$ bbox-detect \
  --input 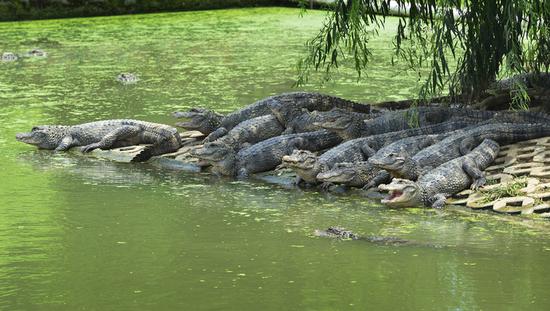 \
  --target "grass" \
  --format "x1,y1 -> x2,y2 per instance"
479,177 -> 528,203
